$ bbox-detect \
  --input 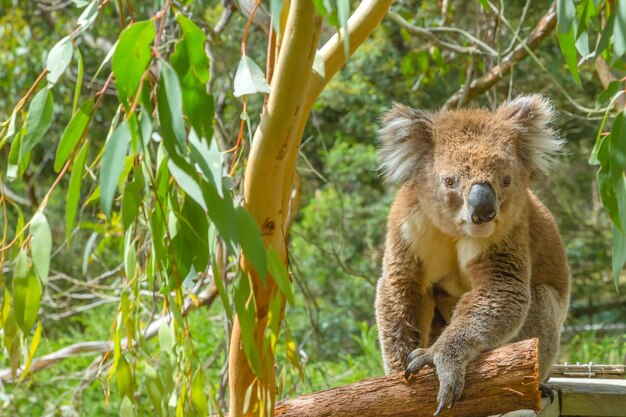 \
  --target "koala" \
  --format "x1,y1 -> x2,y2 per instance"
375,95 -> 570,414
